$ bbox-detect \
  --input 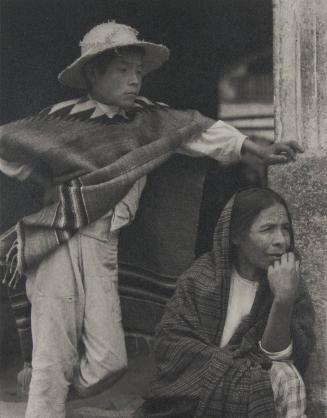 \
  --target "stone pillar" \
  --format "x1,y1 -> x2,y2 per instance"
271,0 -> 327,415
